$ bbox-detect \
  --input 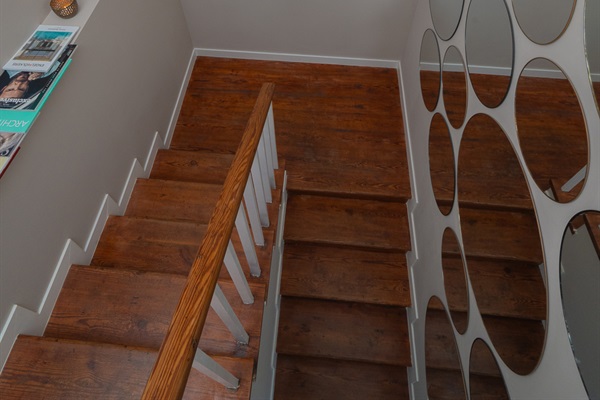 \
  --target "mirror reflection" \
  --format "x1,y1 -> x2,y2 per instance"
516,59 -> 588,203
443,47 -> 467,129
585,0 -> 600,109
425,296 -> 467,399
466,0 -> 513,108
512,0 -> 575,44
469,339 -> 509,400
560,210 -> 600,400
441,228 -> 468,334
420,29 -> 441,111
430,0 -> 464,41
428,113 -> 454,214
